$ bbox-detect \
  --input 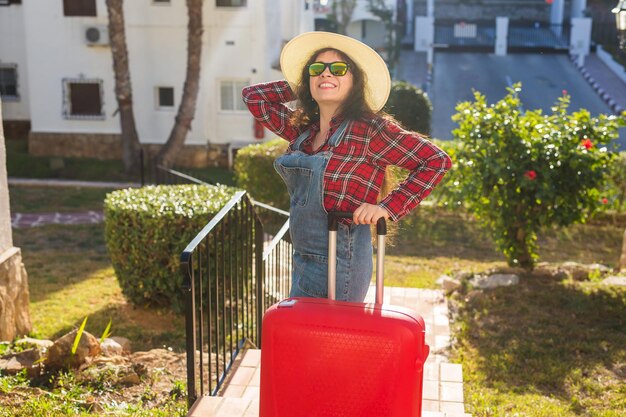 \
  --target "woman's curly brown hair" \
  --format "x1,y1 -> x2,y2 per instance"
289,47 -> 400,239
